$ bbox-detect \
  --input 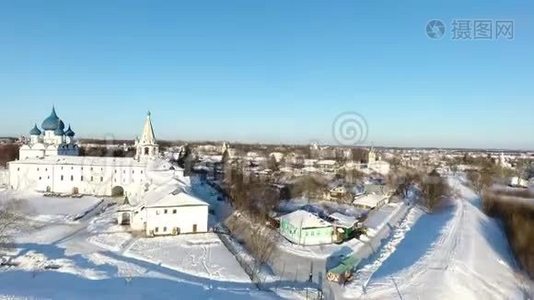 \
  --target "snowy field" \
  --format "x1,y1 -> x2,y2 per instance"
125,233 -> 252,283
86,205 -> 134,252
0,187 -> 278,299
0,189 -> 102,223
